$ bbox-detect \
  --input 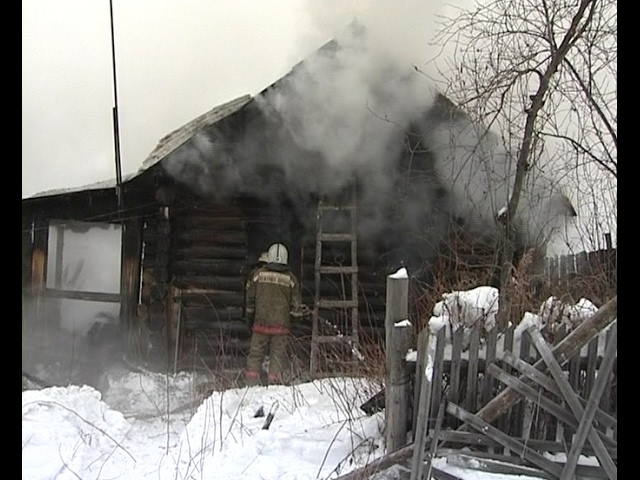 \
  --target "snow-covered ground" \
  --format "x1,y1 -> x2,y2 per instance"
22,289 -> 614,480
